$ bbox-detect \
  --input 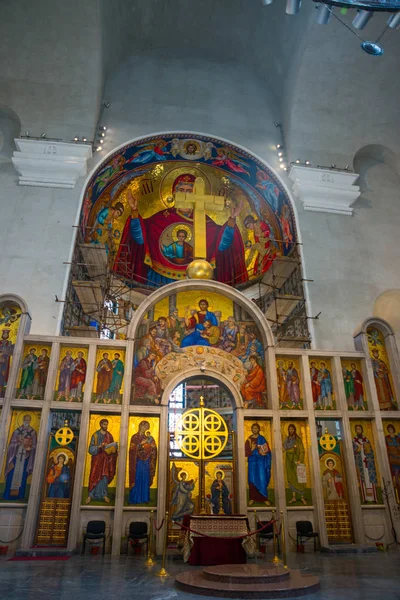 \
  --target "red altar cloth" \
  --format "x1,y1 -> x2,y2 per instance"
182,514 -> 250,566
